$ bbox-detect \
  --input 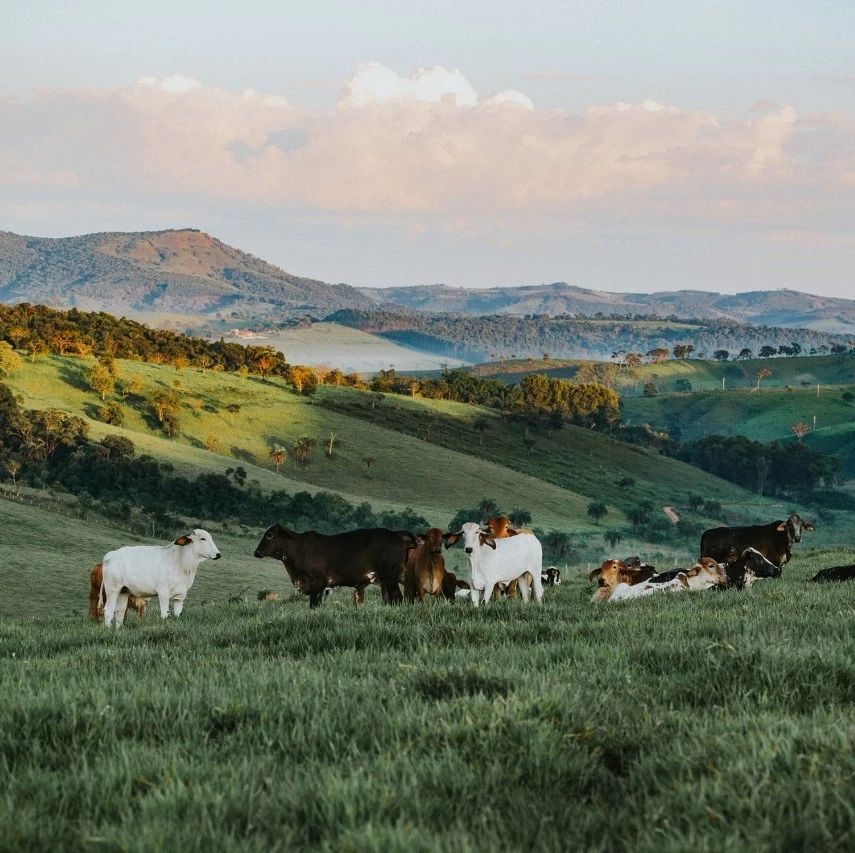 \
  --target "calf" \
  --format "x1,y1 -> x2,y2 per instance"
444,521 -> 543,605
811,565 -> 855,583
542,567 -> 561,587
88,562 -> 147,622
722,547 -> 781,589
404,528 -> 447,603
254,525 -> 414,607
701,514 -> 814,569
649,558 -> 727,591
589,558 -> 656,601
608,573 -> 689,602
101,530 -> 221,628
442,571 -> 471,601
